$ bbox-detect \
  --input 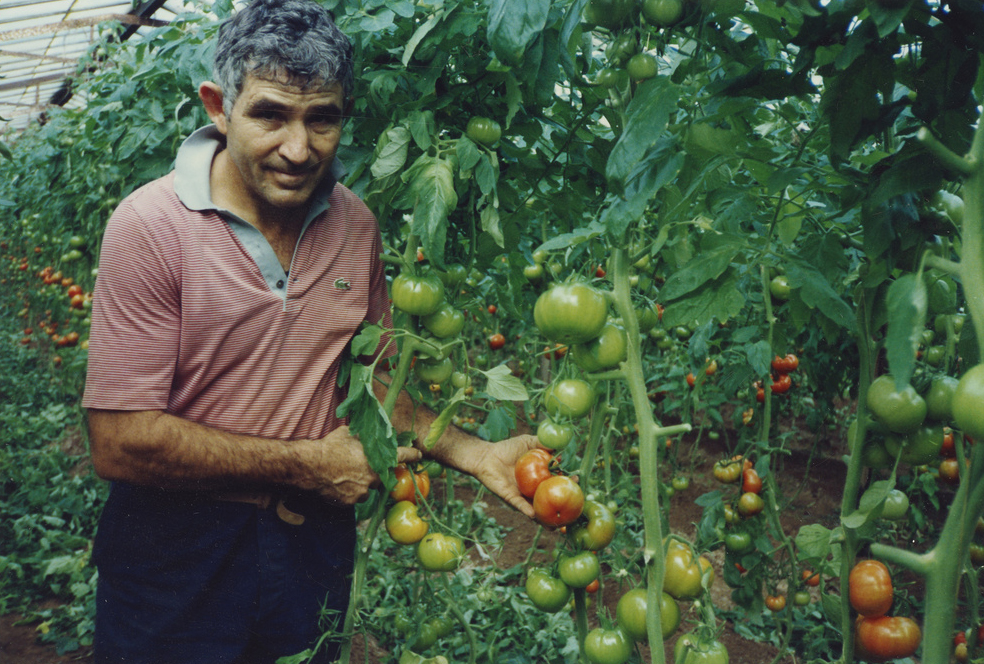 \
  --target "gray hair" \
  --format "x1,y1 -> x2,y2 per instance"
212,0 -> 354,116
